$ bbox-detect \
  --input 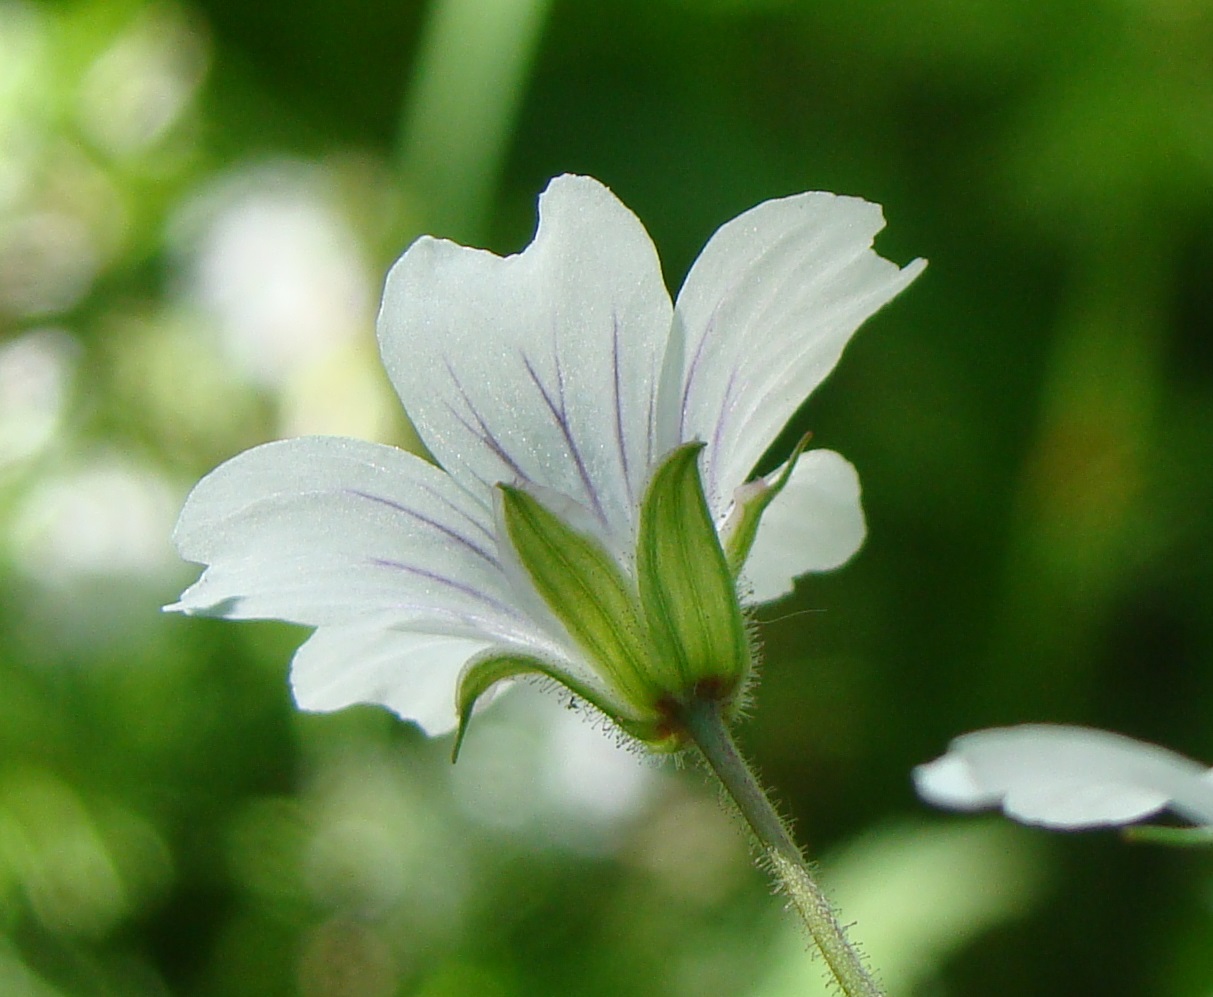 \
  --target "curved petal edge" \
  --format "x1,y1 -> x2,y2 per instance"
914,724 -> 1213,830
740,449 -> 866,604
